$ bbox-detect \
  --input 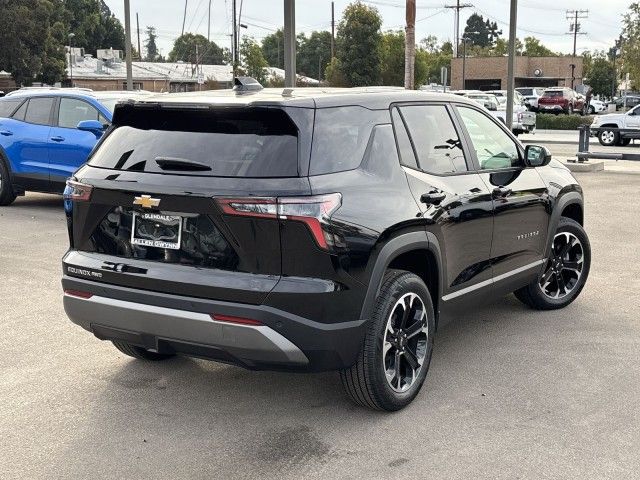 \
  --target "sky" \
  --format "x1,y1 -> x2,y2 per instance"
103,0 -> 628,59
